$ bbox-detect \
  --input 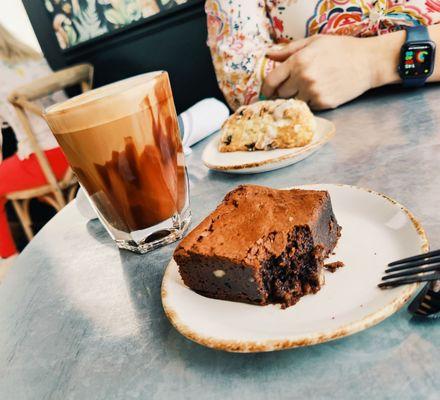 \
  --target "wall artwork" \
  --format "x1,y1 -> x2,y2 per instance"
44,0 -> 190,49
